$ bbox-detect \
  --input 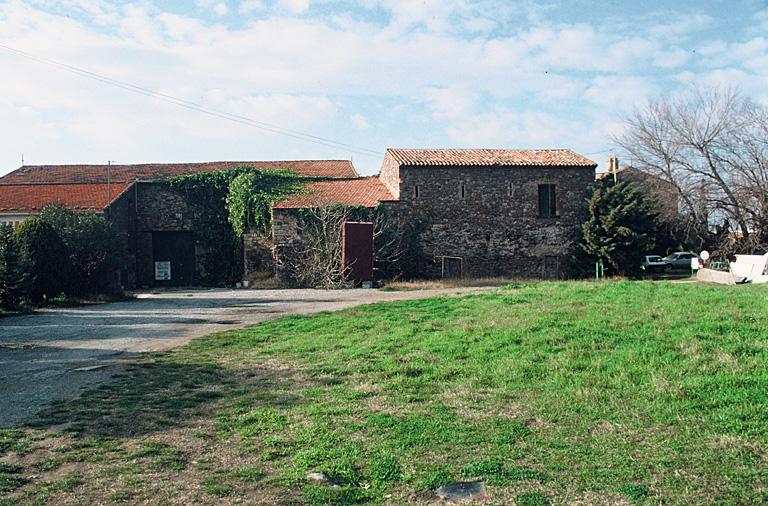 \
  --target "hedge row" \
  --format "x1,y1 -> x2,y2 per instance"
0,204 -> 123,309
